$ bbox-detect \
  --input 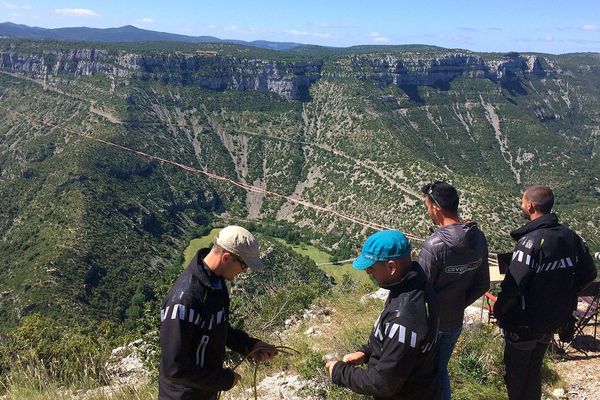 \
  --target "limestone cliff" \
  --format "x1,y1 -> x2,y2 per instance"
0,44 -> 560,103
0,48 -> 323,101
351,52 -> 554,88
